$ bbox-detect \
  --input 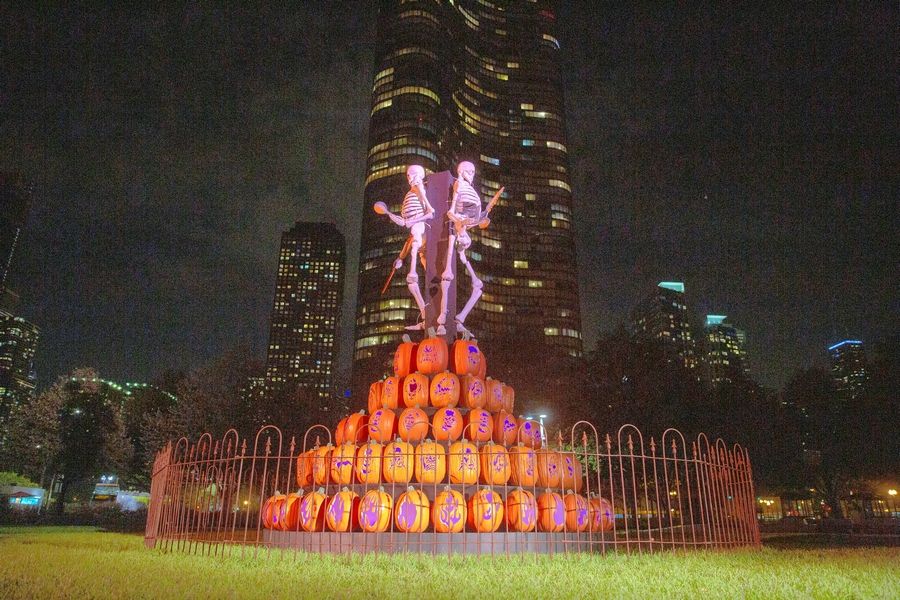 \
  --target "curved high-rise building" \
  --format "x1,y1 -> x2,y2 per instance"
354,0 -> 582,387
